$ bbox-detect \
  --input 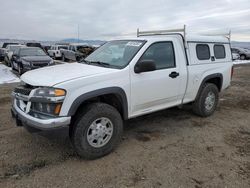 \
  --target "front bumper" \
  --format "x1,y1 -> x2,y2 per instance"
11,97 -> 71,130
